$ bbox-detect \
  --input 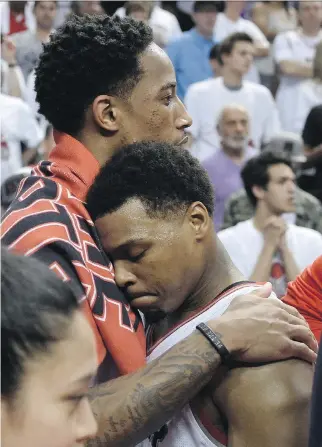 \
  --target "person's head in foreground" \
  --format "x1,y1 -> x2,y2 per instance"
219,32 -> 255,78
87,141 -> 241,322
35,15 -> 191,166
241,151 -> 296,216
1,249 -> 97,447
217,104 -> 250,154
